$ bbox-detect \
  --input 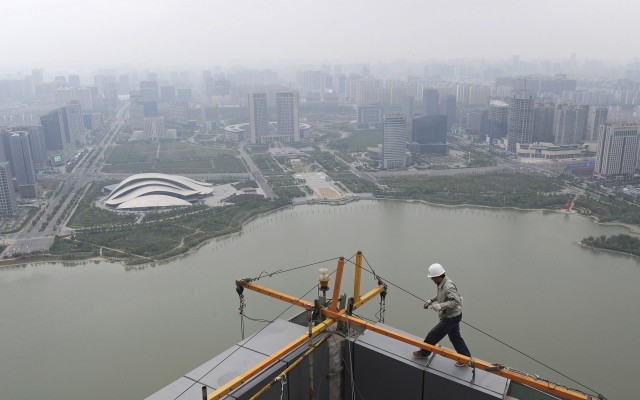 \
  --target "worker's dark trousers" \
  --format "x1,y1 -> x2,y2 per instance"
421,314 -> 471,357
